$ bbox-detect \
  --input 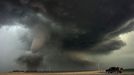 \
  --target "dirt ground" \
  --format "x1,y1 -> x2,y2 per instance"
0,71 -> 101,75
0,71 -> 134,75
